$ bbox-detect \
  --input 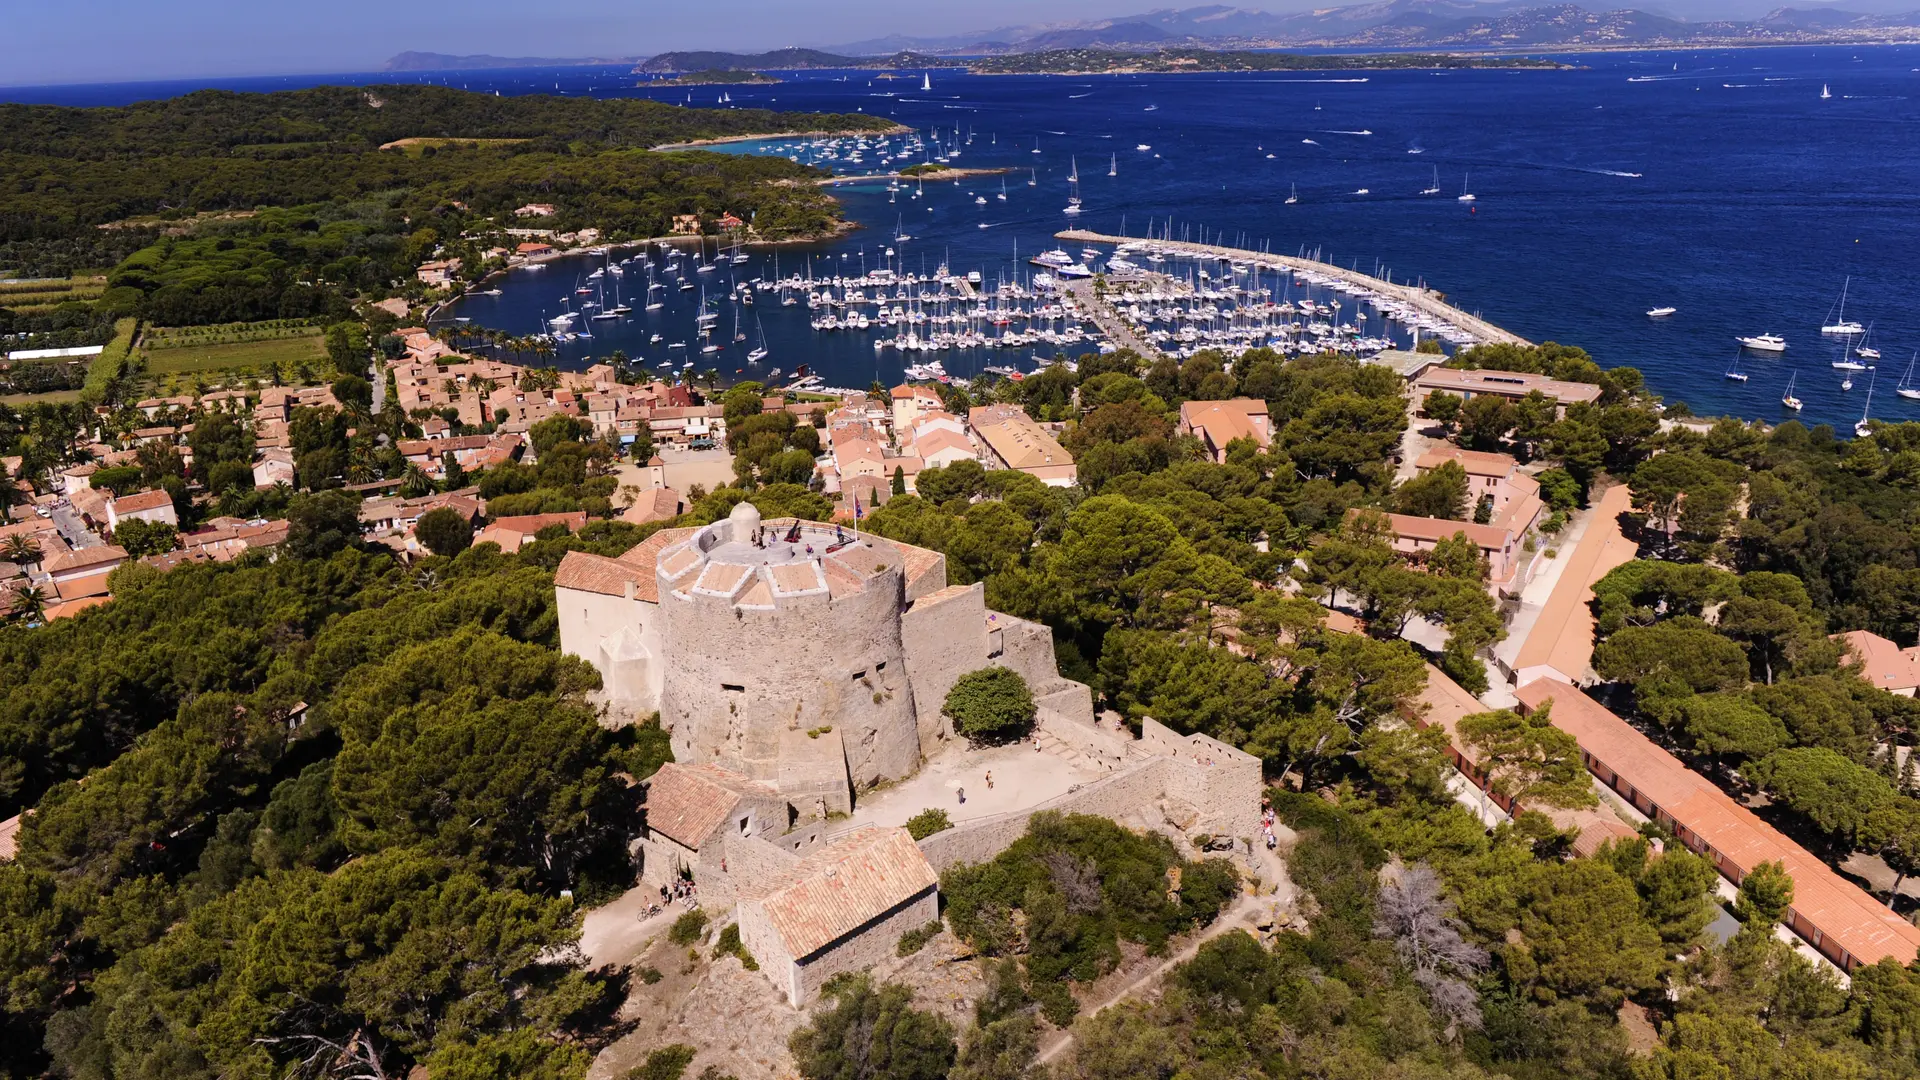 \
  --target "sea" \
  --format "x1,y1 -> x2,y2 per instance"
9,45 -> 1920,430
